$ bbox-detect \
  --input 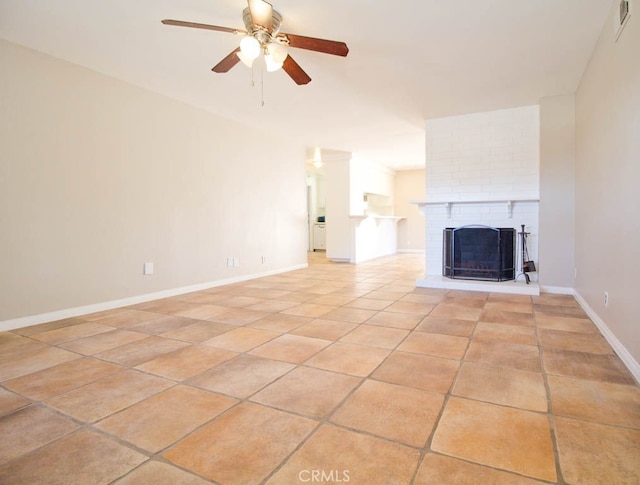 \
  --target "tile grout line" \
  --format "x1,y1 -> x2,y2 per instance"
534,306 -> 567,485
